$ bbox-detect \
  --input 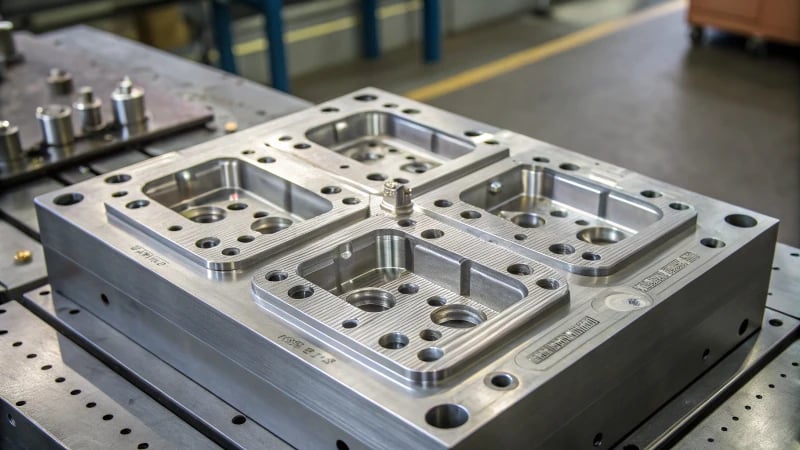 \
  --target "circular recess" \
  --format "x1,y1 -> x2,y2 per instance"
251,217 -> 292,234
111,191 -> 128,198
227,202 -> 248,211
421,229 -> 444,239
105,174 -> 131,184
575,219 -> 589,226
434,199 -> 453,208
549,243 -> 575,255
183,206 -> 226,223
222,248 -> 240,256
258,156 -> 276,164
640,190 -> 662,198
321,107 -> 339,112
266,271 -> 288,282
342,319 -> 358,329
321,186 -> 342,195
582,252 -> 601,261
669,202 -> 690,211
576,227 -> 627,245
168,225 -> 182,232
237,235 -> 255,243
536,278 -> 560,290
559,163 -> 580,171
725,214 -> 757,228
379,332 -> 409,350
533,156 -> 550,163
486,372 -> 519,390
253,211 -> 269,218
397,219 -> 416,227
53,193 -> 84,206
418,347 -> 444,362
420,329 -> 442,341
366,173 -> 388,181
461,210 -> 482,219
293,143 -> 311,150
464,130 -> 482,137
550,209 -> 567,218
125,199 -> 149,209
514,233 -> 527,241
425,404 -> 468,428
510,213 -> 545,228
288,286 -> 314,299
346,288 -> 396,312
427,296 -> 447,307
402,108 -> 420,114
354,94 -> 377,101
195,237 -> 220,249
431,305 -> 487,329
342,197 -> 361,205
701,237 -> 726,248
398,283 -> 420,294
507,263 -> 532,276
